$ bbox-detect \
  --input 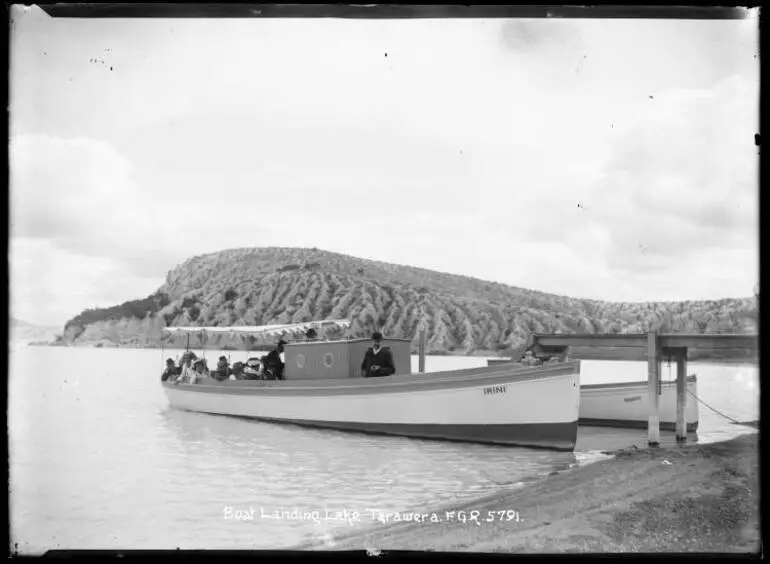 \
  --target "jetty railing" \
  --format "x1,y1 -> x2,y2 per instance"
526,332 -> 758,446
